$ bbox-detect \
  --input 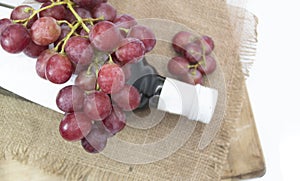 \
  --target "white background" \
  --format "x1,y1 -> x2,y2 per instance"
1,0 -> 300,180
244,0 -> 300,180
